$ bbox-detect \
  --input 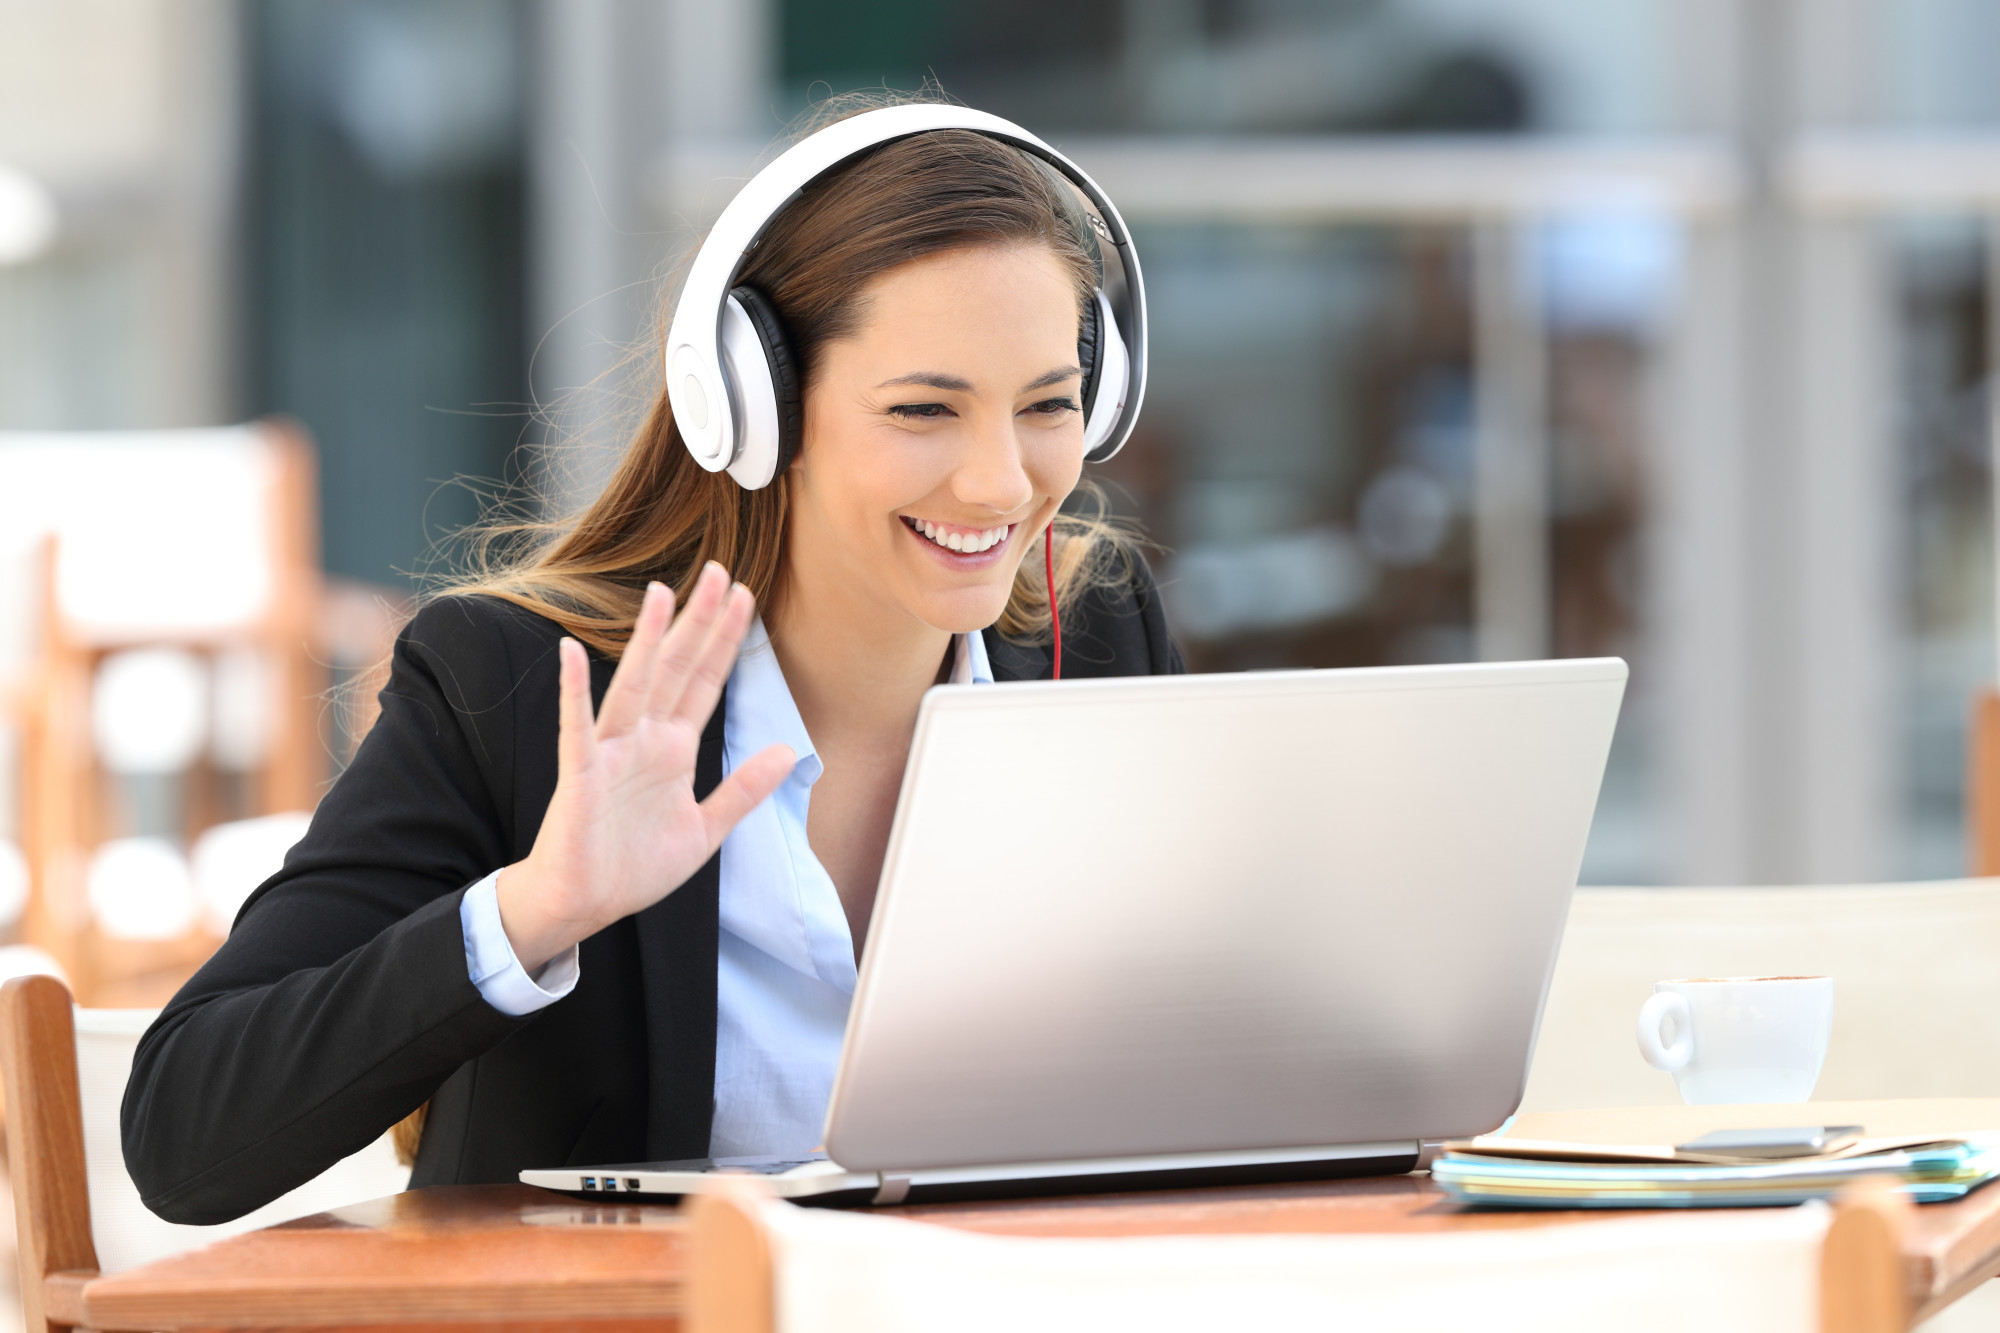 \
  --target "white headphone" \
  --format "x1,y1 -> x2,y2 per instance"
665,105 -> 1148,489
